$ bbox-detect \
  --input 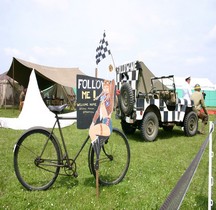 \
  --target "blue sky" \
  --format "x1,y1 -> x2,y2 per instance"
0,0 -> 216,84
